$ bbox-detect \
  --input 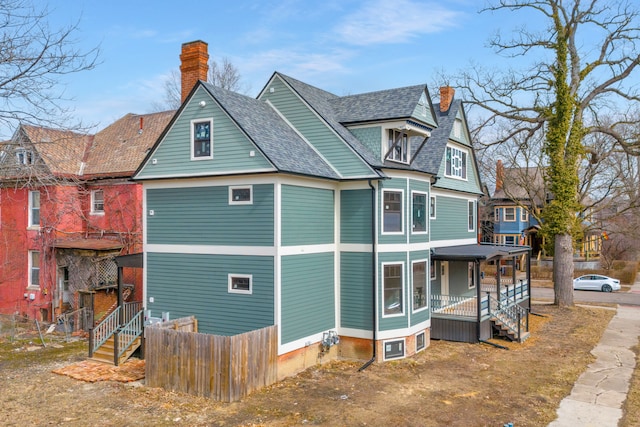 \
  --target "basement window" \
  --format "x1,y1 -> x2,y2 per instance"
415,331 -> 426,352
228,274 -> 252,294
383,338 -> 405,361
